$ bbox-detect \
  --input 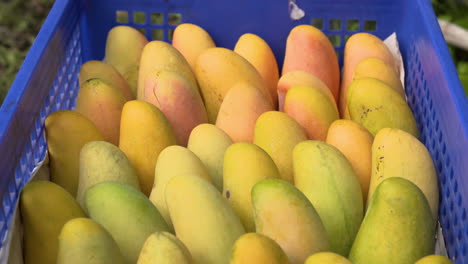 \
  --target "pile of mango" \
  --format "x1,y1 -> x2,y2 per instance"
19,23 -> 452,264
